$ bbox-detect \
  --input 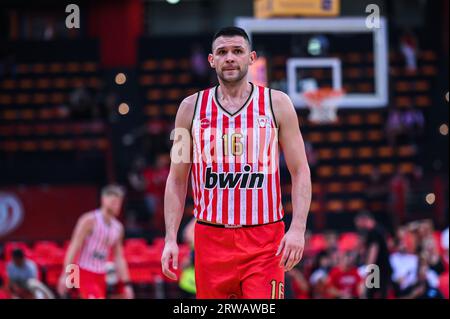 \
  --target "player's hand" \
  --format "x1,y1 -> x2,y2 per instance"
57,273 -> 68,297
161,240 -> 179,280
276,227 -> 305,272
